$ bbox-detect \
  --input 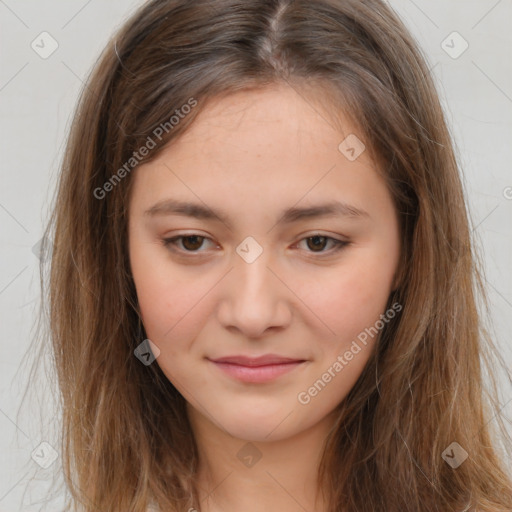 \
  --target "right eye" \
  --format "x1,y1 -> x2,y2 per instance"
161,234 -> 217,254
